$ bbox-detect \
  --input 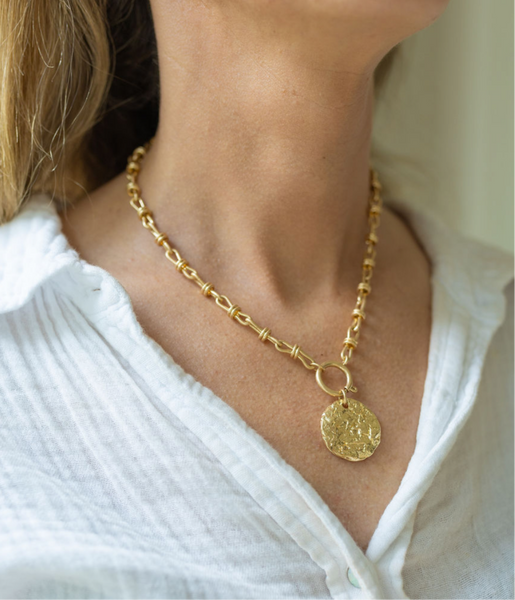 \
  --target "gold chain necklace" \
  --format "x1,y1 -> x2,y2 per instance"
126,140 -> 382,461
